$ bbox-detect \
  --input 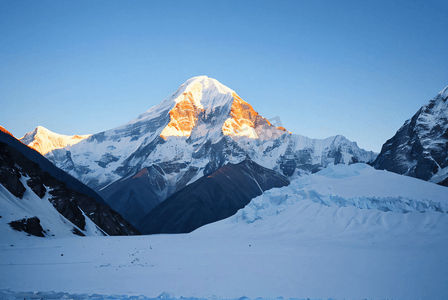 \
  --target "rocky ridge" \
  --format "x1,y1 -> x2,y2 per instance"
372,85 -> 448,186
